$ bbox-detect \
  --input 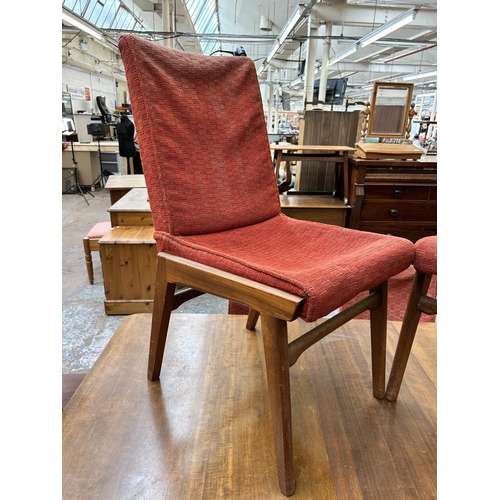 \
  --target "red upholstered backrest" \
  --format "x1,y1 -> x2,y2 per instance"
118,35 -> 281,236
